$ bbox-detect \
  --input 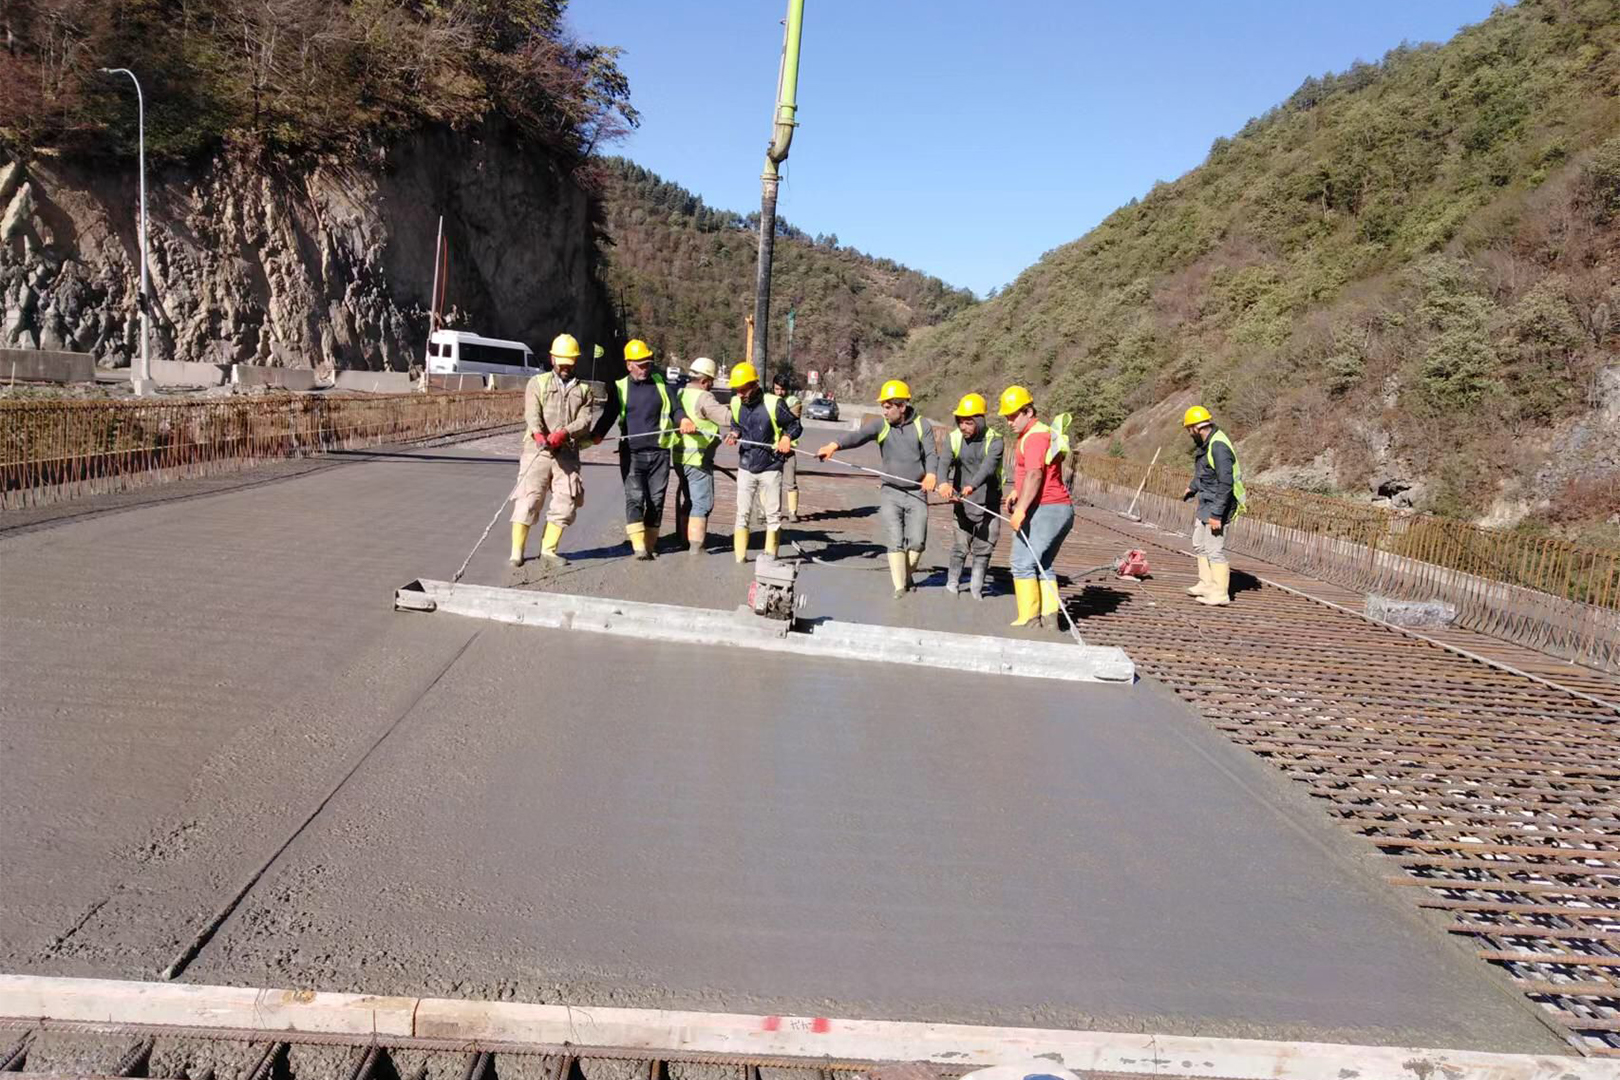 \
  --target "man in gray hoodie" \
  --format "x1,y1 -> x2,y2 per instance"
936,392 -> 1004,600
817,378 -> 940,598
